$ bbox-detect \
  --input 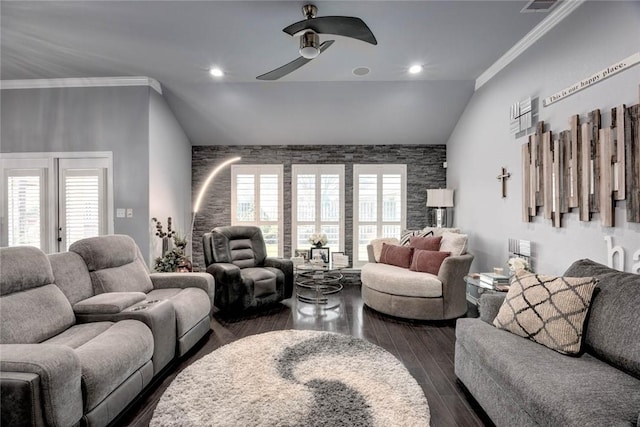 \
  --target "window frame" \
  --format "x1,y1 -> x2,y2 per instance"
230,164 -> 284,257
352,164 -> 407,267
291,164 -> 345,254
